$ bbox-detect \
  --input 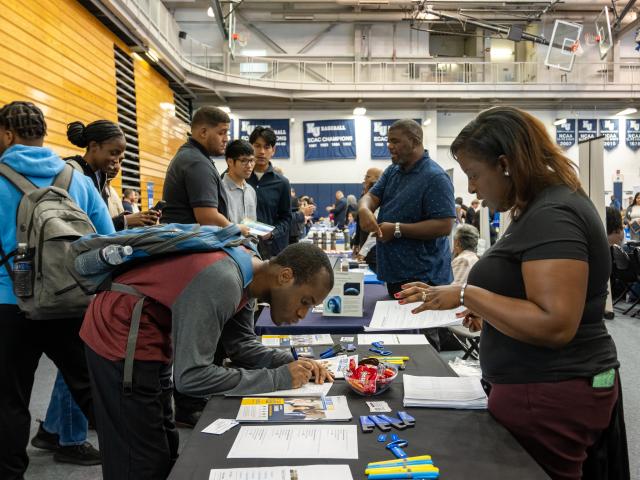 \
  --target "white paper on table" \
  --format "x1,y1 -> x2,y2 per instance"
365,301 -> 464,331
403,374 -> 487,409
201,418 -> 239,435
261,334 -> 334,347
209,464 -> 354,480
227,425 -> 359,459
357,334 -> 429,345
227,382 -> 333,398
